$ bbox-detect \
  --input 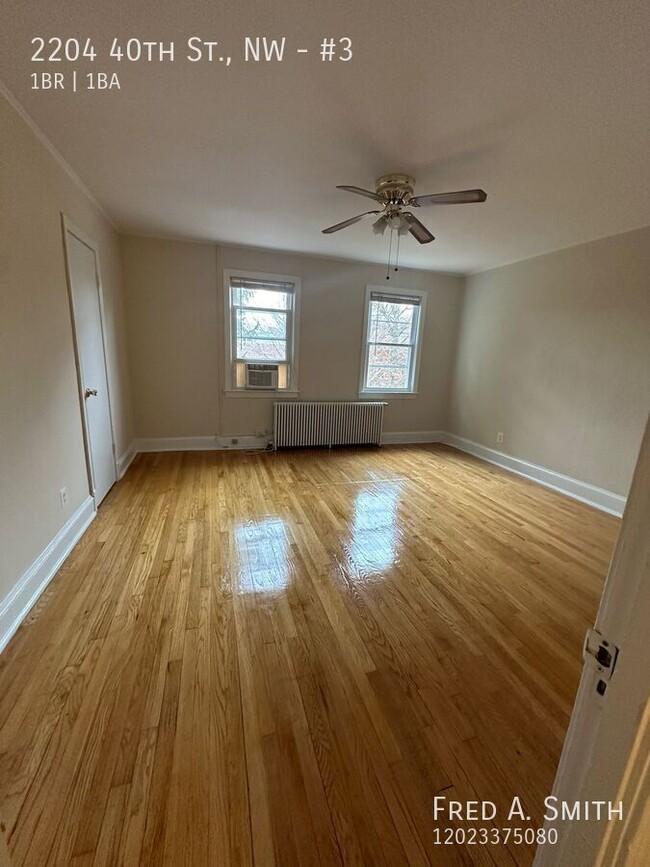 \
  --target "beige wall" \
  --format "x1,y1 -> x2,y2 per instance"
121,237 -> 219,438
450,226 -> 650,496
0,92 -> 133,600
3,77 -> 648,648
122,237 -> 464,439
